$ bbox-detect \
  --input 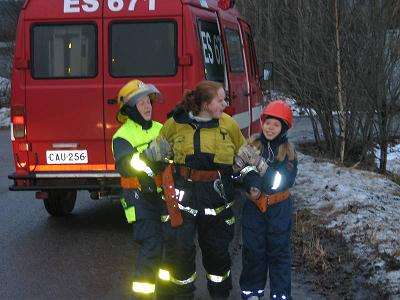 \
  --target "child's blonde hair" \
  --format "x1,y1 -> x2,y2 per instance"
248,134 -> 296,162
